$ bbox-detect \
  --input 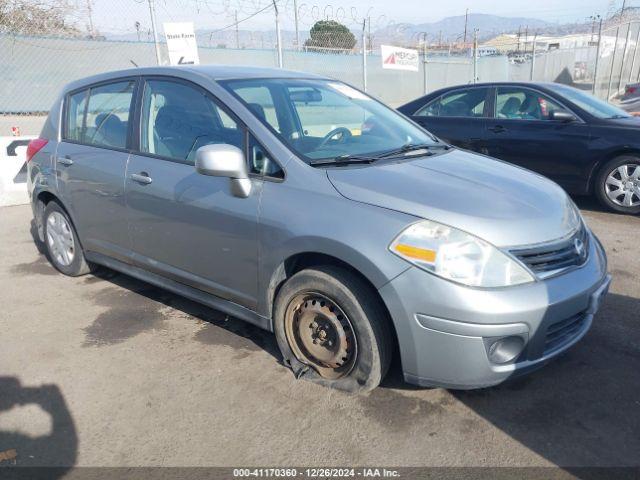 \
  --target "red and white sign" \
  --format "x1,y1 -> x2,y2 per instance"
381,45 -> 419,72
